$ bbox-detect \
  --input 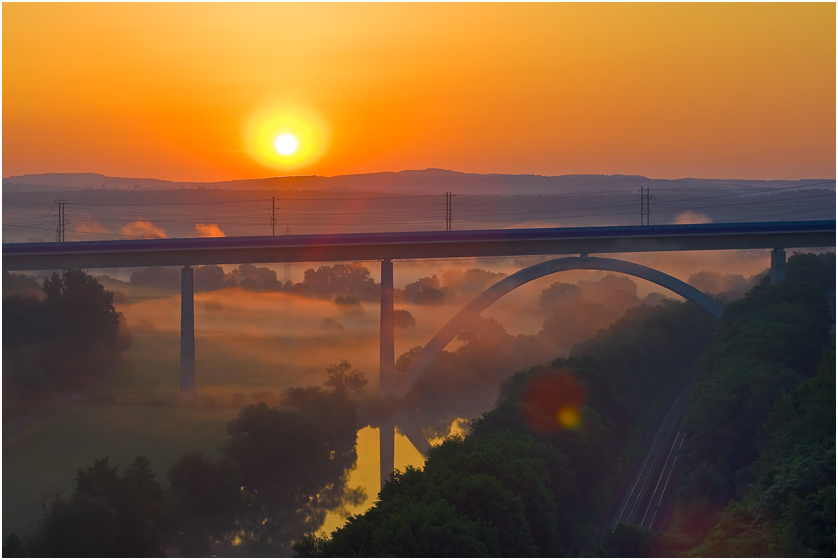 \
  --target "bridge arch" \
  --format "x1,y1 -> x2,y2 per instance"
394,256 -> 723,399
